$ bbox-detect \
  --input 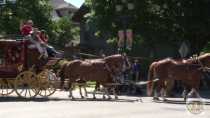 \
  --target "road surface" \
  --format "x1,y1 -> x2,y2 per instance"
0,90 -> 209,118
